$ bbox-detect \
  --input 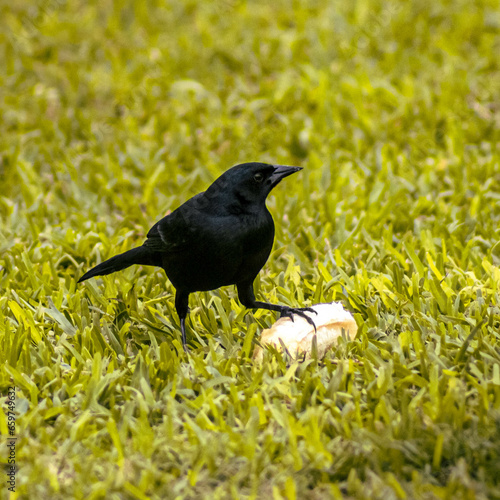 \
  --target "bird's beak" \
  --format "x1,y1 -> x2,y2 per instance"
270,165 -> 302,186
